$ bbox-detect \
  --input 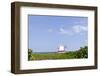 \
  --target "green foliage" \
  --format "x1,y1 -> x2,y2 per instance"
76,46 -> 88,58
28,49 -> 33,60
28,46 -> 88,60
